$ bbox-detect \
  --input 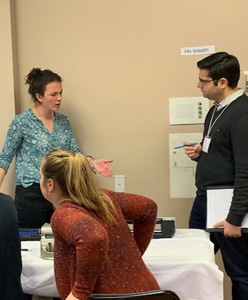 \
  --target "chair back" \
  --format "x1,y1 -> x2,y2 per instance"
90,290 -> 180,300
